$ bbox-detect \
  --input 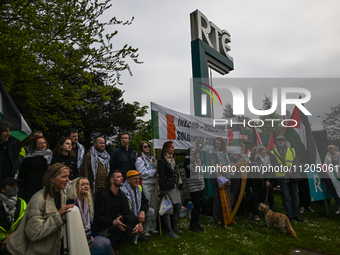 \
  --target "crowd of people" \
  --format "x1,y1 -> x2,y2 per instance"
0,119 -> 339,254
